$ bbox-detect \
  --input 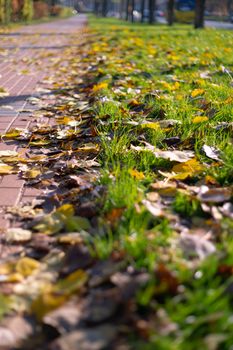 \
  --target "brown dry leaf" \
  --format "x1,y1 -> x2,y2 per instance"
43,302 -> 82,334
0,316 -> 35,349
179,232 -> 216,260
50,324 -> 117,350
131,144 -> 194,163
198,186 -> 231,203
142,199 -> 164,217
81,292 -> 118,323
